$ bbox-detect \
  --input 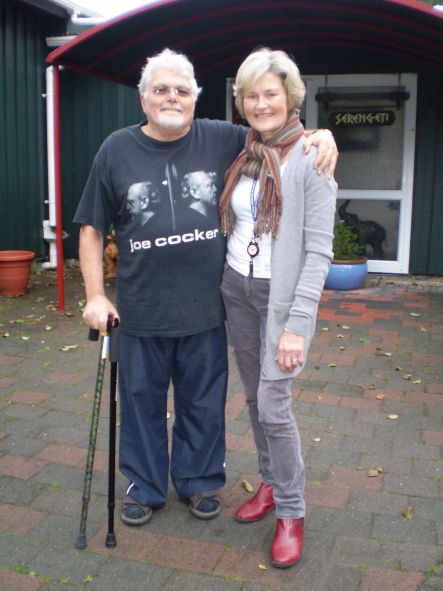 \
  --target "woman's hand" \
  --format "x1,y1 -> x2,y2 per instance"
304,129 -> 338,177
275,330 -> 306,372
